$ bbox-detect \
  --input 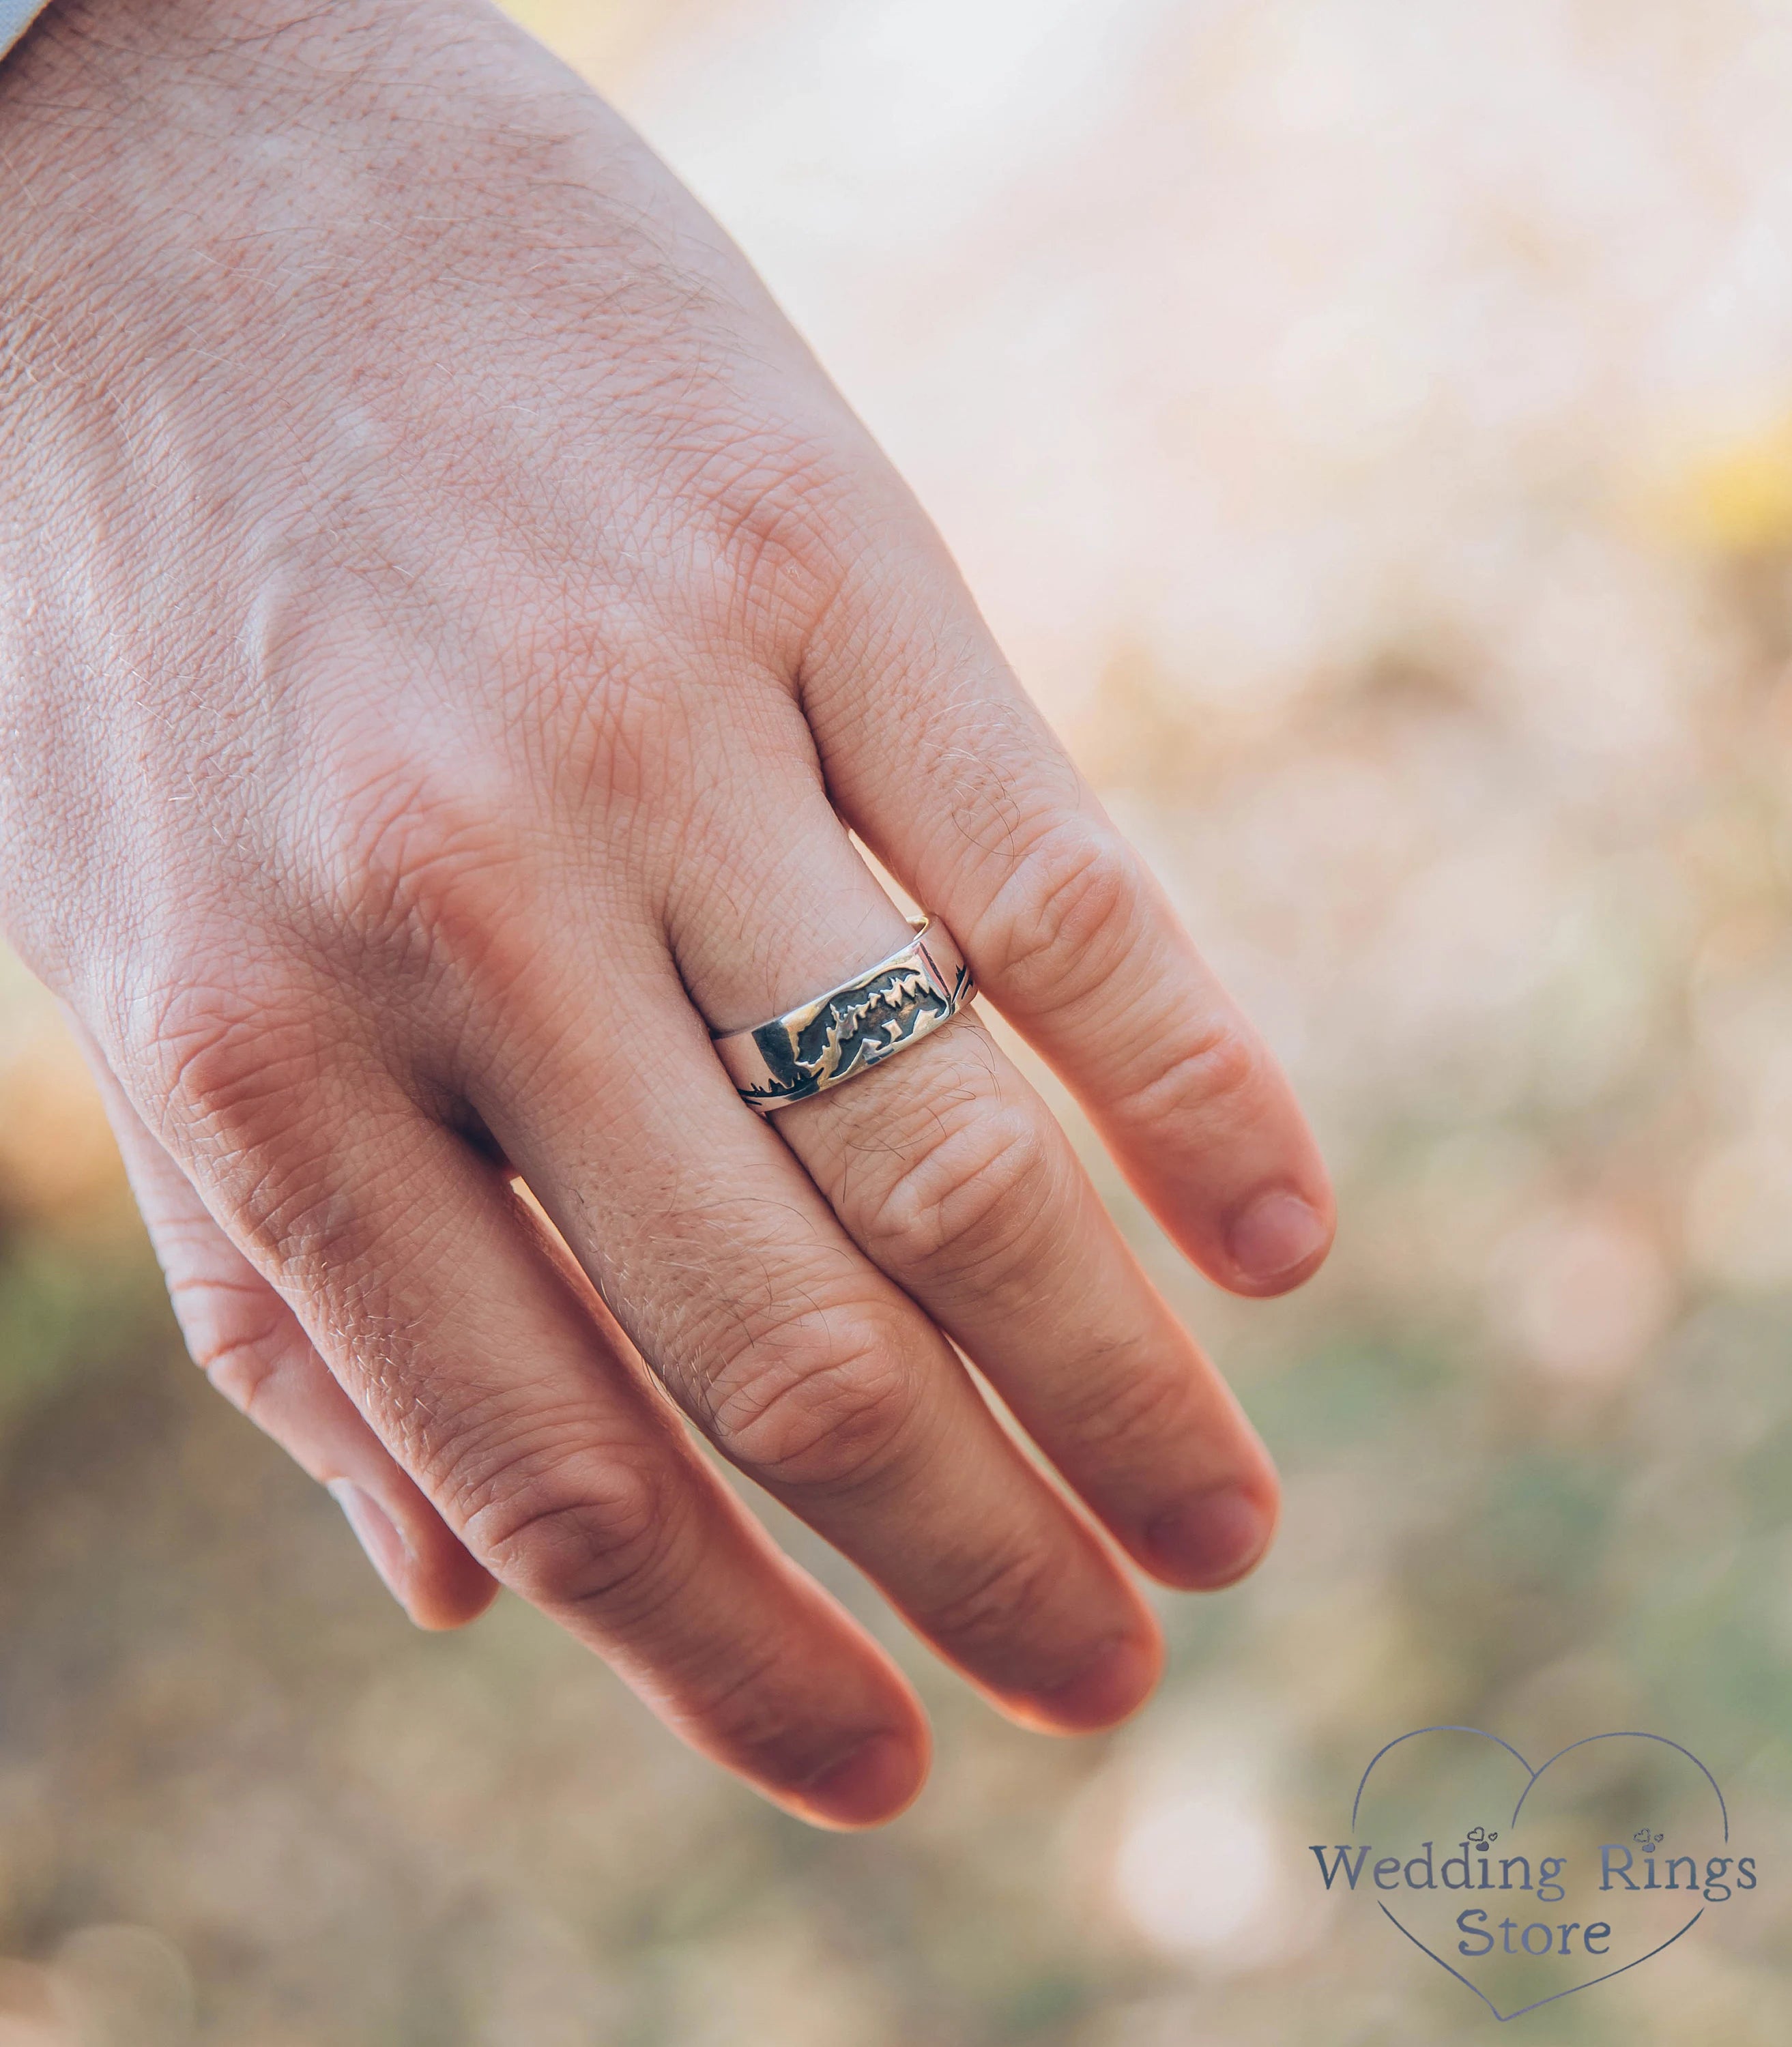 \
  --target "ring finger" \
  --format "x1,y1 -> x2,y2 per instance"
673,781 -> 1280,1595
